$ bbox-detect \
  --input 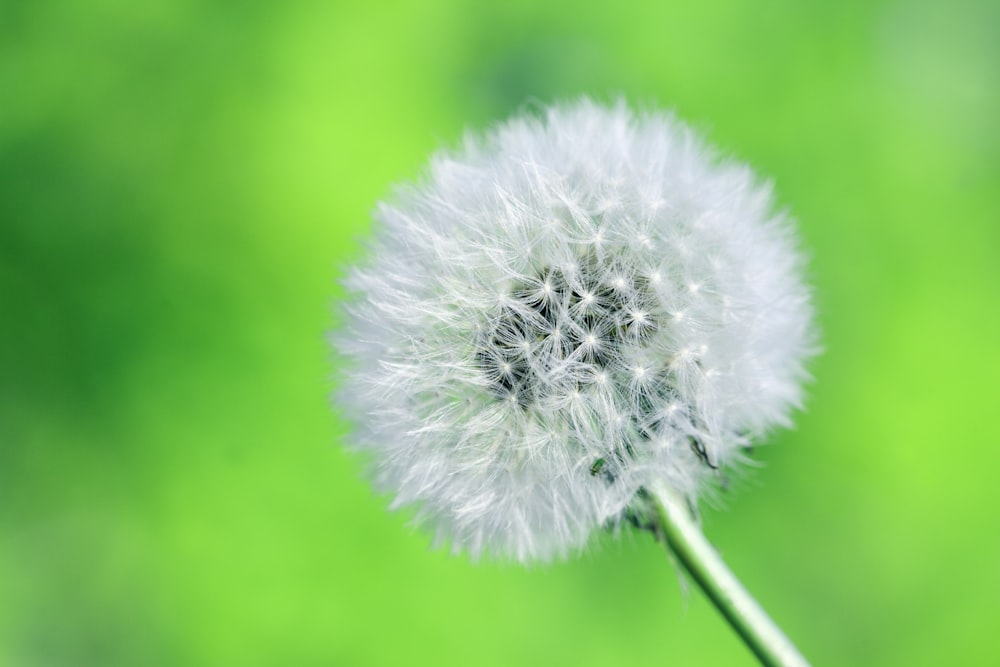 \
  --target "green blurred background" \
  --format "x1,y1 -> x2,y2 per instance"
2,0 -> 998,665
